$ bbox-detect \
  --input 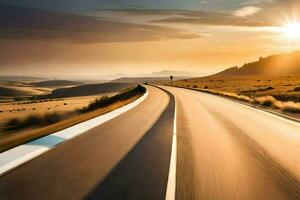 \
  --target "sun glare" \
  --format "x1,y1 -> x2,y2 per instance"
282,22 -> 300,40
